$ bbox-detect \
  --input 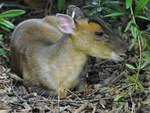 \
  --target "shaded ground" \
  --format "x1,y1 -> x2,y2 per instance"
0,0 -> 150,113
